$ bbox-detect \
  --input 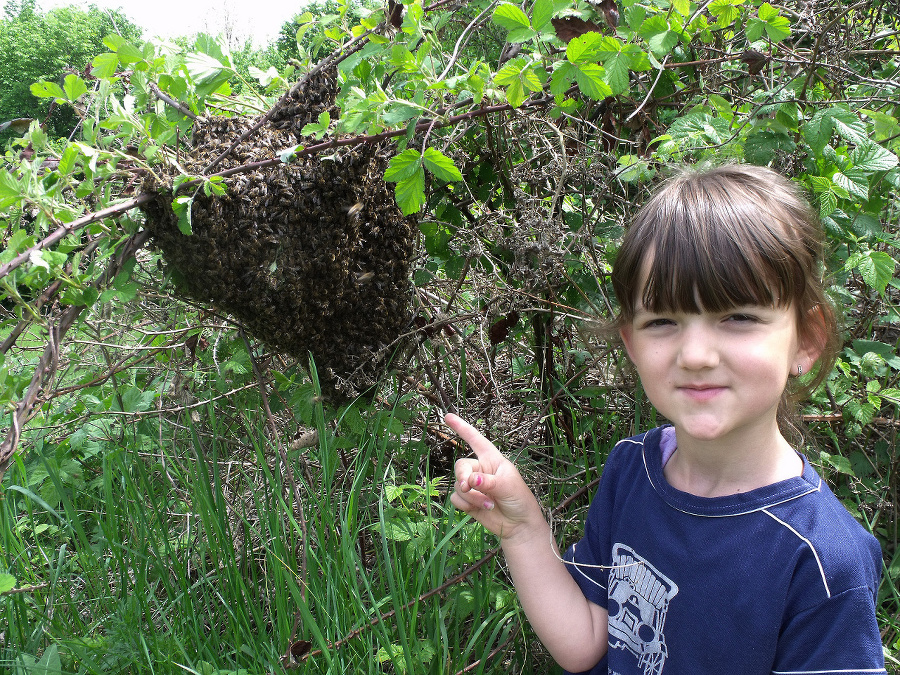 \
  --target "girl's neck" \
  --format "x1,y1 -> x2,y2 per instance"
662,423 -> 803,498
